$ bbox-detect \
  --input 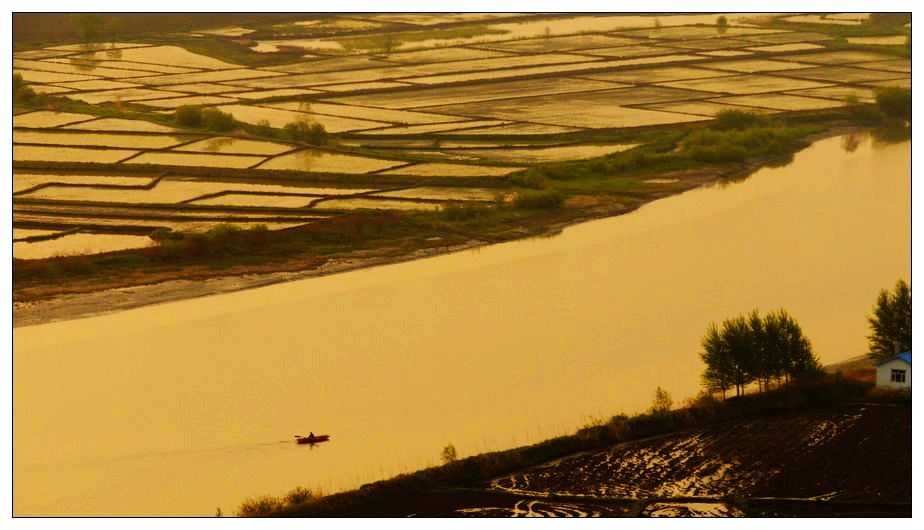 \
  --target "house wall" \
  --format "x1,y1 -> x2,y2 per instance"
876,359 -> 912,390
